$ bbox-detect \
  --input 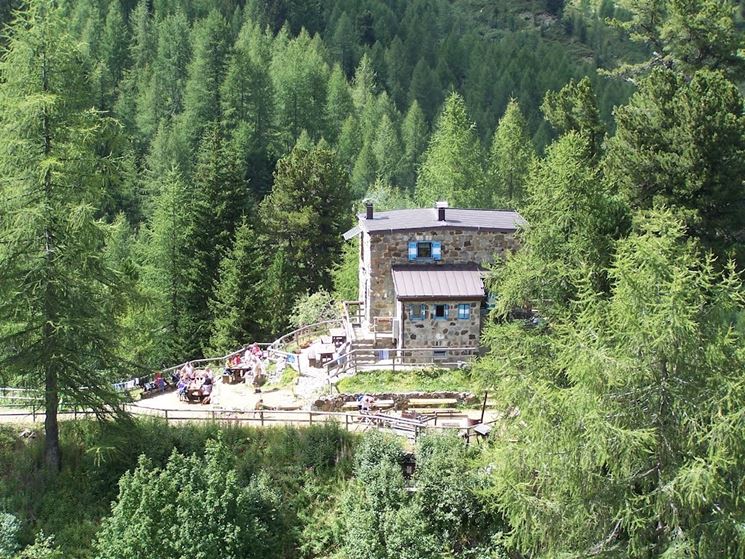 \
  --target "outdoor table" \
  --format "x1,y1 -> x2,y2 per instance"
317,343 -> 336,364
330,328 -> 347,345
